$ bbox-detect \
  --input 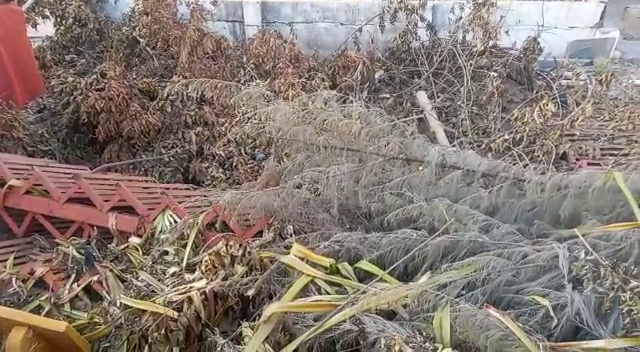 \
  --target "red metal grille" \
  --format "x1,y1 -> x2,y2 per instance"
0,153 -> 271,276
